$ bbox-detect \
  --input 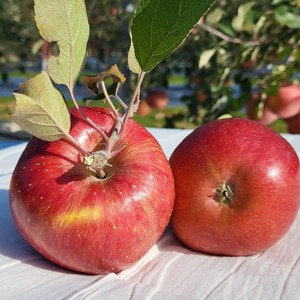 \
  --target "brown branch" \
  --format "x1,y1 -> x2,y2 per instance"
197,22 -> 290,47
